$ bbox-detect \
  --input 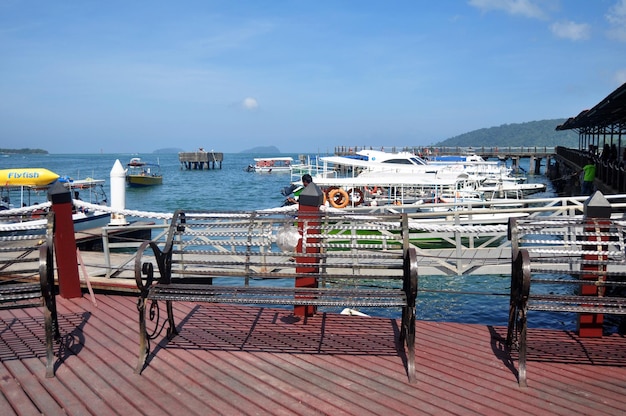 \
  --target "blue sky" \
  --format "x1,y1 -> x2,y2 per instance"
1,1 -> 625,154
